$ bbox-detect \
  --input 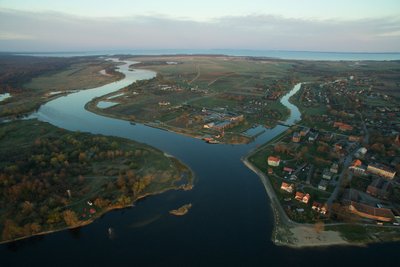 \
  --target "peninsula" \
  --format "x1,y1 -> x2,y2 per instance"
0,119 -> 193,244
